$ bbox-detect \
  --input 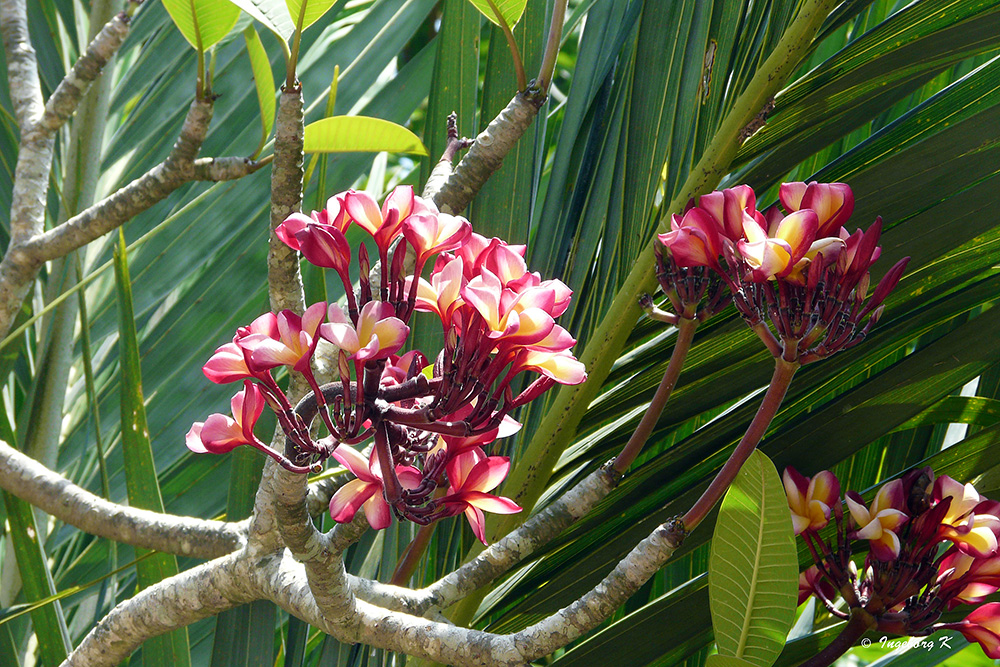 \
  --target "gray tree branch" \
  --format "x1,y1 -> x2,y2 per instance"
0,438 -> 245,559
427,90 -> 546,214
0,0 -> 43,129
